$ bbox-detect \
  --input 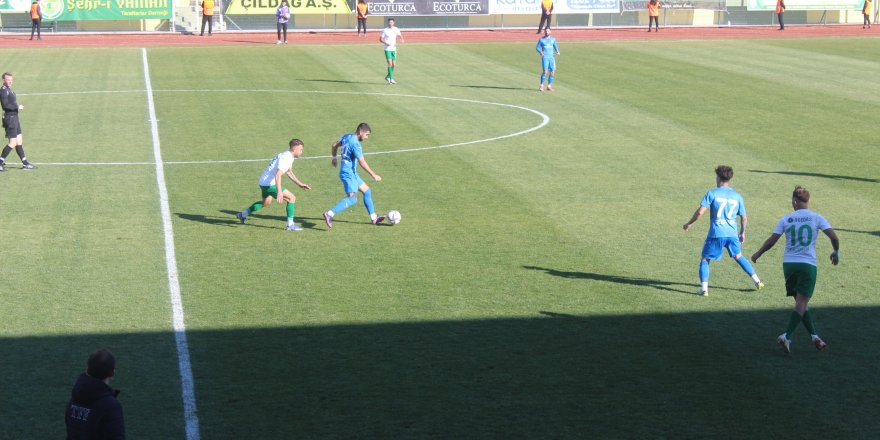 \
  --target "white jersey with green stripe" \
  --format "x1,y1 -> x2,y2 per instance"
258,151 -> 294,187
772,209 -> 832,266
